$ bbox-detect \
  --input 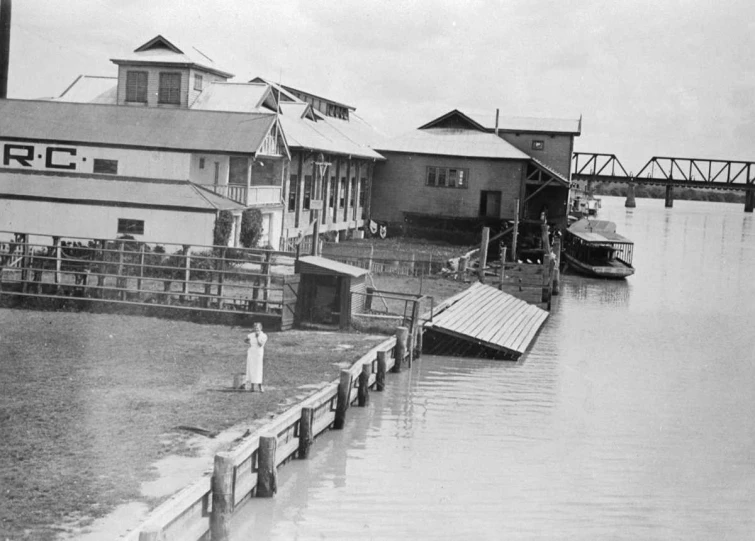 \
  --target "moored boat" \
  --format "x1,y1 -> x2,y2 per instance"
562,218 -> 635,278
